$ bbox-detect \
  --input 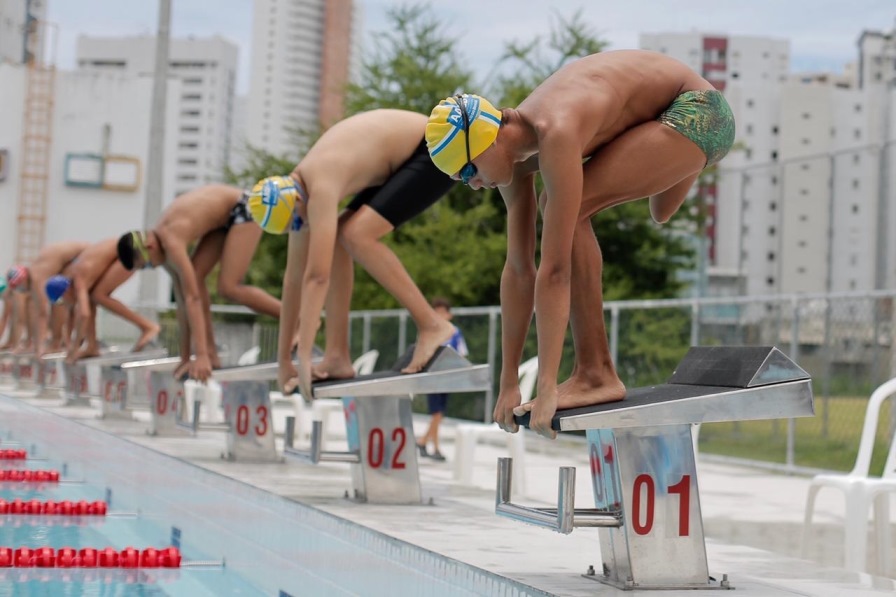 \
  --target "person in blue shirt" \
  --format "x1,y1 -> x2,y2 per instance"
417,297 -> 468,461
